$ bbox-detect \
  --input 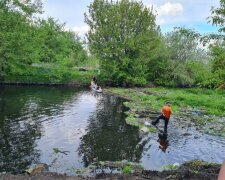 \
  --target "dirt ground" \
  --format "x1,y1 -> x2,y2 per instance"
0,160 -> 221,180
